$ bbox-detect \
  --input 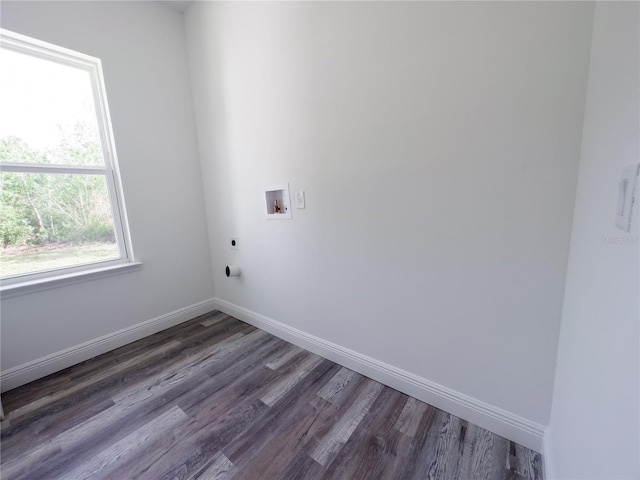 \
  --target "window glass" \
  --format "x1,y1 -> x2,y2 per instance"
0,29 -> 132,284
0,48 -> 104,166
